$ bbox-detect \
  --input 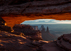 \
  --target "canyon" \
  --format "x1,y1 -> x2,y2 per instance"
0,17 -> 71,51
0,0 -> 71,51
0,0 -> 71,27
